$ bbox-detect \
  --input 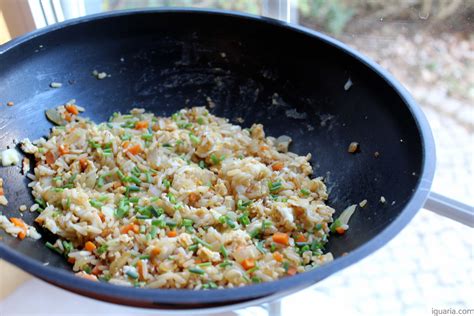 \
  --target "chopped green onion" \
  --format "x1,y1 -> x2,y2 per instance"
268,181 -> 282,193
139,254 -> 150,260
329,219 -> 342,233
149,225 -> 158,238
197,262 -> 212,267
188,244 -> 199,252
116,169 -> 126,181
177,121 -> 193,129
197,117 -> 205,125
262,220 -> 272,230
131,166 -> 141,176
300,245 -> 310,253
282,261 -> 289,272
152,219 -> 166,228
251,277 -> 262,283
97,175 -> 105,188
219,261 -> 232,268
189,267 -> 205,275
189,133 -> 200,145
162,179 -> 171,189
120,134 -> 132,141
246,266 -> 259,274
82,265 -> 92,274
256,240 -> 266,254
129,197 -> 139,204
89,199 -> 103,209
167,192 -> 176,204
141,133 -> 153,141
315,223 -> 323,231
210,153 -> 225,165
311,240 -> 323,252
62,241 -> 73,256
237,199 -> 252,210
145,172 -> 152,183
182,218 -> 193,227
203,281 -> 217,289
220,245 -> 228,258
88,140 -> 101,149
165,221 -> 177,228
52,188 -> 64,192
300,189 -> 310,196
198,160 -> 207,169
249,228 -> 261,239
65,197 -> 71,209
162,143 -> 172,148
35,198 -> 47,209
194,236 -> 212,249
115,198 -> 129,218
238,212 -> 250,226
126,185 -> 140,193
270,243 -> 276,252
45,242 -> 62,254
97,244 -> 108,254
127,175 -> 141,185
